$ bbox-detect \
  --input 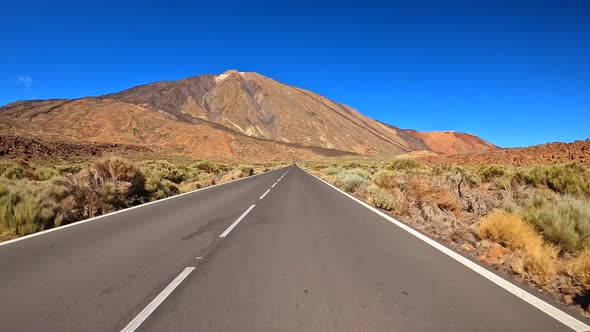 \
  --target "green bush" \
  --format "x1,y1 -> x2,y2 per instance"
141,160 -> 189,184
368,185 -> 396,211
344,168 -> 372,179
440,166 -> 481,190
144,172 -> 180,200
322,167 -> 342,176
33,166 -> 61,181
341,161 -> 363,169
56,164 -> 84,175
386,158 -> 420,171
477,165 -> 508,182
0,178 -> 72,236
515,164 -> 590,197
0,162 -> 25,179
520,196 -> 590,252
191,161 -> 220,174
239,165 -> 254,177
334,171 -> 368,193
